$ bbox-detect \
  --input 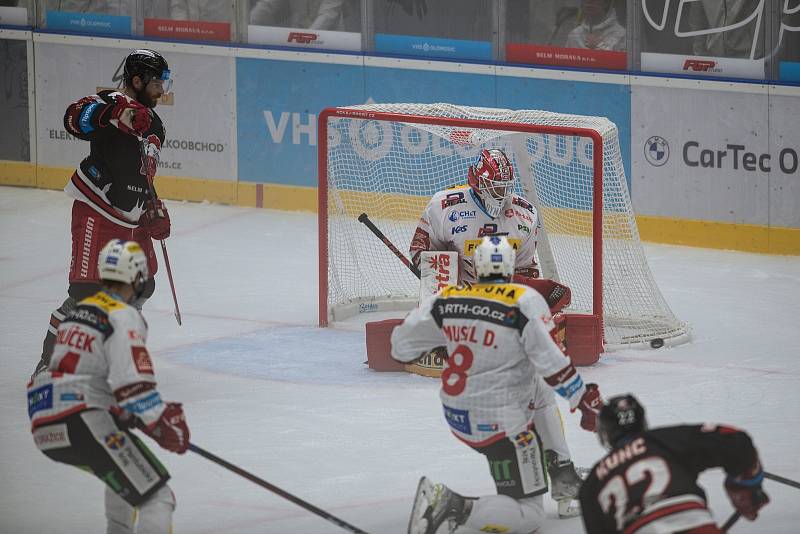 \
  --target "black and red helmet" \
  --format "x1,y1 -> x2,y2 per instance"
123,49 -> 171,91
